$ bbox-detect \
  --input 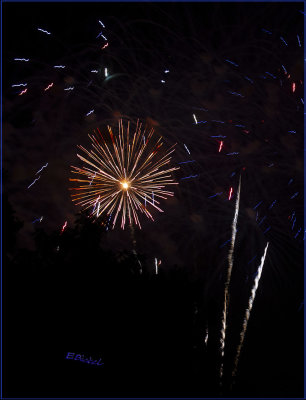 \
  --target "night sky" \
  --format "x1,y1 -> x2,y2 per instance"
3,2 -> 304,398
